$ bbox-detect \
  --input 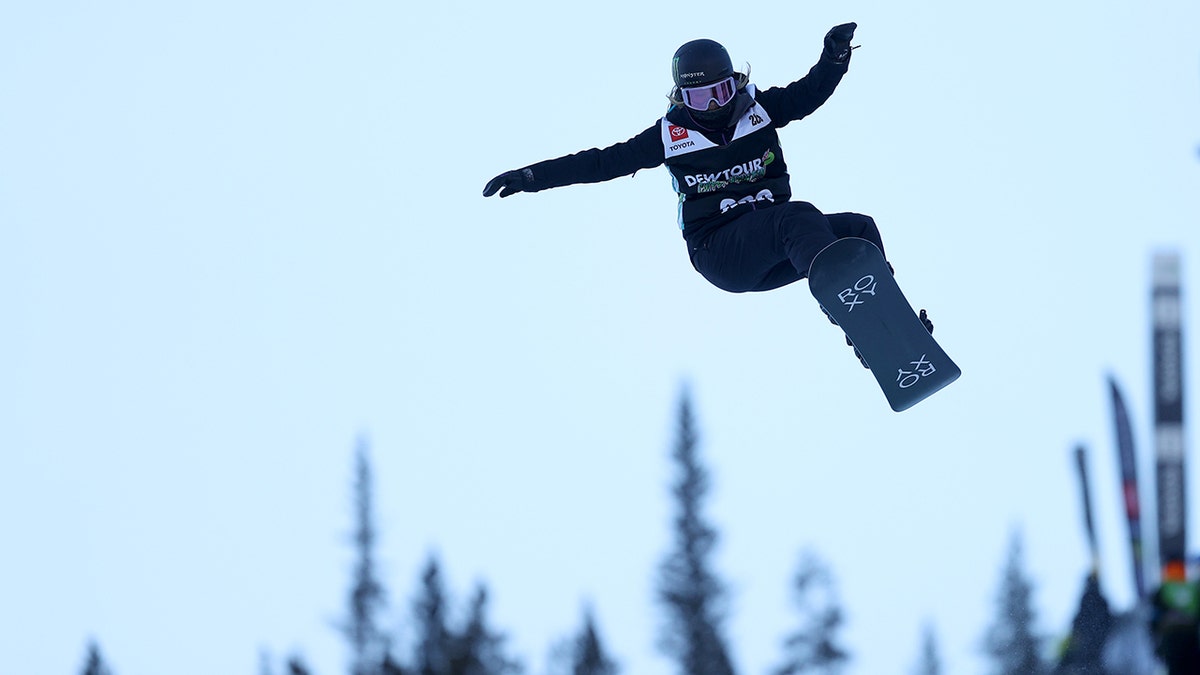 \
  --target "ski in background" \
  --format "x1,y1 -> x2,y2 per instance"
1108,375 -> 1147,599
